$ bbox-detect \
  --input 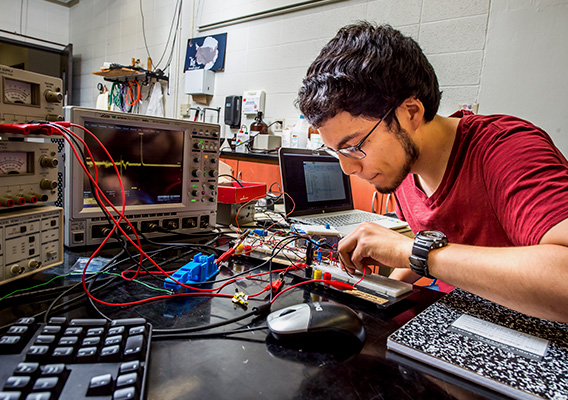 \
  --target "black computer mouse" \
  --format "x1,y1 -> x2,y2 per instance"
266,302 -> 366,350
